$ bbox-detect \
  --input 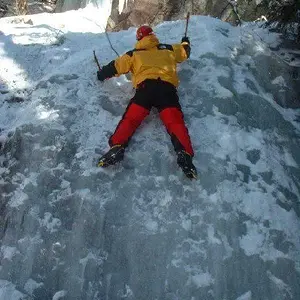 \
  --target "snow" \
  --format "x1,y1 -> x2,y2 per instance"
24,278 -> 43,296
191,272 -> 214,288
0,280 -> 25,300
52,290 -> 67,300
8,189 -> 29,208
0,6 -> 300,300
0,246 -> 19,261
236,291 -> 252,300
39,212 -> 62,233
